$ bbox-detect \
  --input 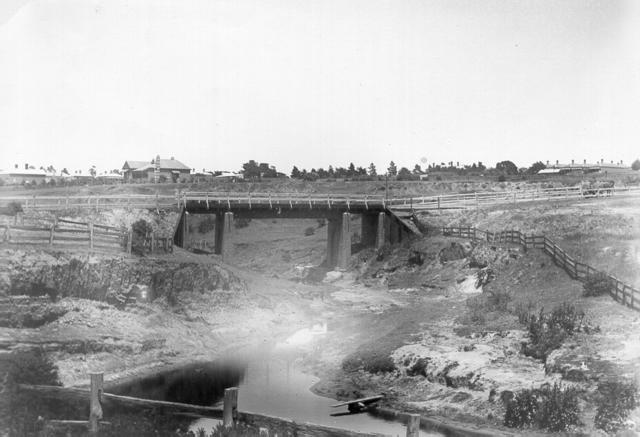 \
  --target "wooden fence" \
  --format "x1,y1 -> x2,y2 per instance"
0,218 -> 174,255
1,217 -> 127,252
442,226 -> 640,312
17,373 -> 422,437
